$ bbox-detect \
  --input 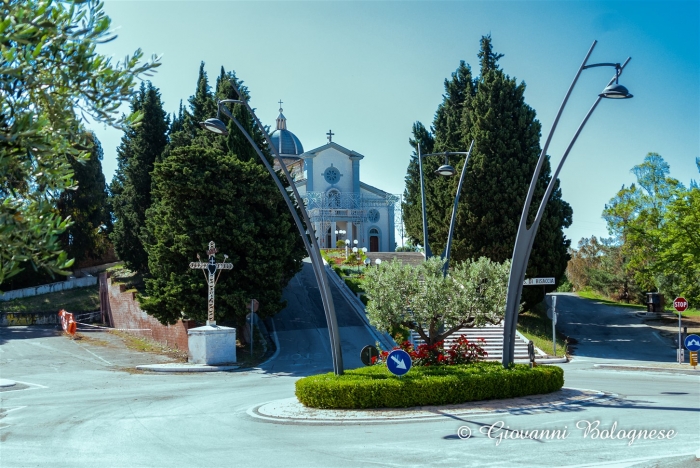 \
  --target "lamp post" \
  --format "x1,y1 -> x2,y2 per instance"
417,140 -> 475,275
344,239 -> 349,259
501,40 -> 632,368
200,93 -> 344,375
